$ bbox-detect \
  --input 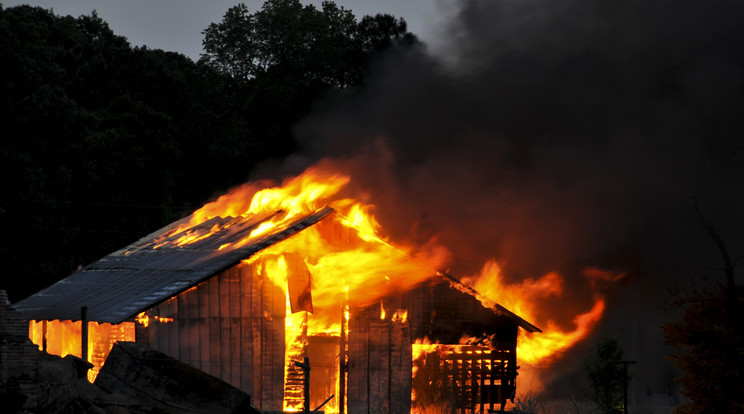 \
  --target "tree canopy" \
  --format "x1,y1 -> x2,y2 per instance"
584,338 -> 628,413
0,1 -> 418,303
200,0 -> 416,87
662,210 -> 744,414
